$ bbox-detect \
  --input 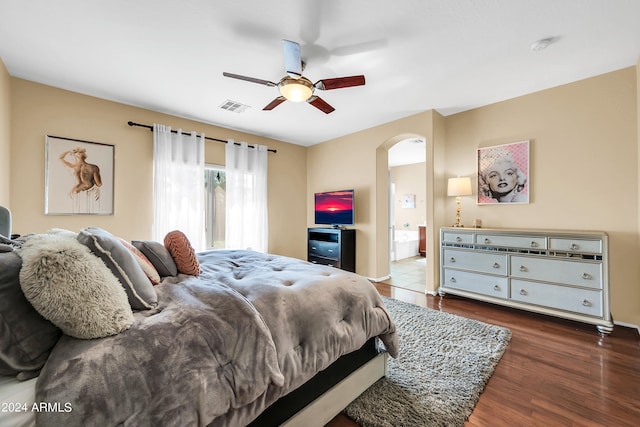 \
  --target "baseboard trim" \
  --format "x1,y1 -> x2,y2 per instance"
614,320 -> 640,335
368,275 -> 390,283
